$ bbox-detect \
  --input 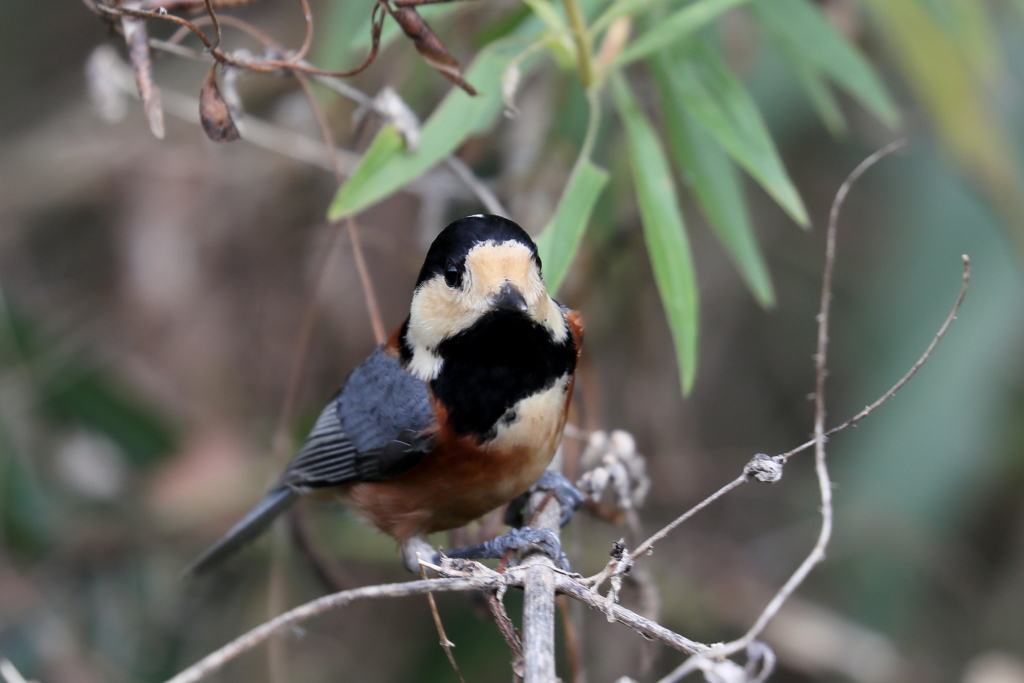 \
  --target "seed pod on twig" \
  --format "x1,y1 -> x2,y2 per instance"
389,6 -> 477,96
199,64 -> 241,142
